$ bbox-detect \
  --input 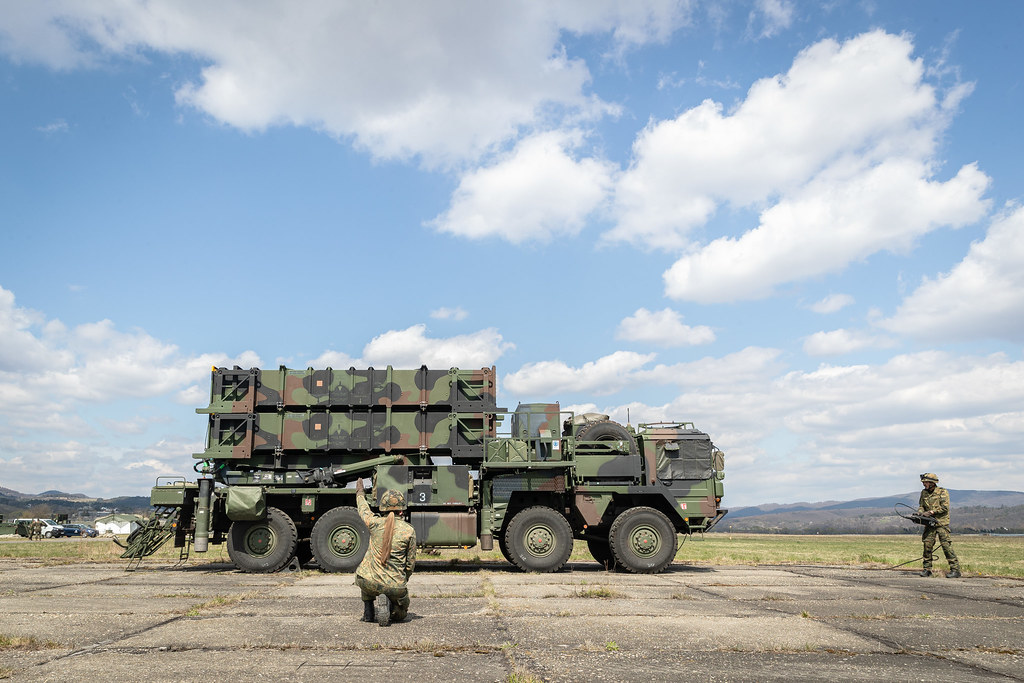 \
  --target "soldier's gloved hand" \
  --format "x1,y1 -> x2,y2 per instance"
355,478 -> 364,494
